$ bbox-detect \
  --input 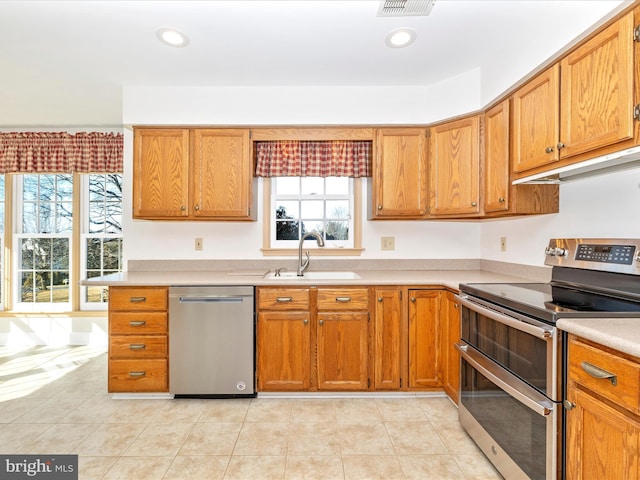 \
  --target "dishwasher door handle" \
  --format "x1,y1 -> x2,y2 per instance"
178,296 -> 245,303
